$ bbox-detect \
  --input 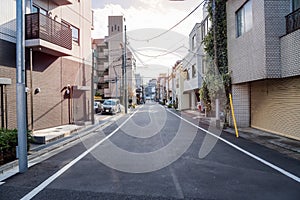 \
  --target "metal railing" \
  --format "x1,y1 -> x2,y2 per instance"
25,13 -> 72,50
286,8 -> 300,34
